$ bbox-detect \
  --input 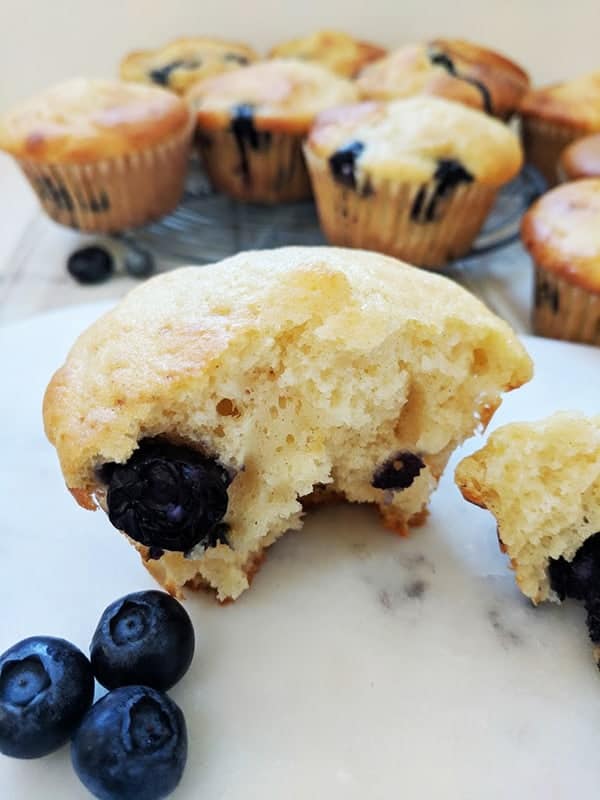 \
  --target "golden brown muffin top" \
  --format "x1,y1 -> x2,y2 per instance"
0,78 -> 191,163
519,72 -> 600,129
187,59 -> 359,133
560,133 -> 600,180
521,178 -> 600,292
306,96 -> 523,186
268,29 -> 386,78
120,37 -> 259,95
356,39 -> 529,119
